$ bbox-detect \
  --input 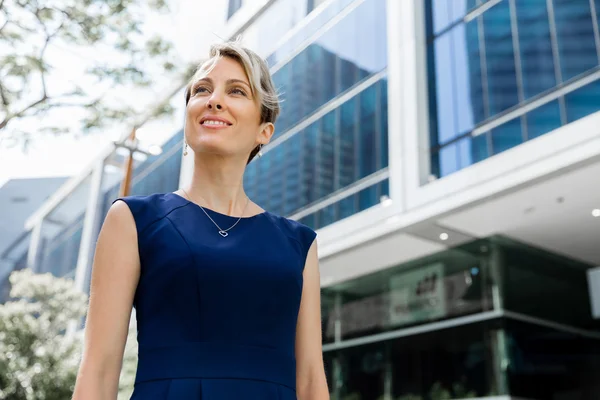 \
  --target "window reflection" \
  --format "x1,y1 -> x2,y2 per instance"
37,174 -> 92,278
336,343 -> 386,400
241,0 -> 307,56
506,320 -> 600,399
266,0 -> 360,64
297,178 -> 389,231
272,0 -> 387,136
429,18 -> 483,147
515,0 -> 556,99
483,0 -> 519,116
430,0 -> 480,35
427,0 -> 600,178
390,323 -> 499,399
491,117 -> 523,155
565,79 -> 600,122
321,246 -> 490,342
246,79 -> 388,222
526,100 -> 561,139
553,0 -> 598,82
